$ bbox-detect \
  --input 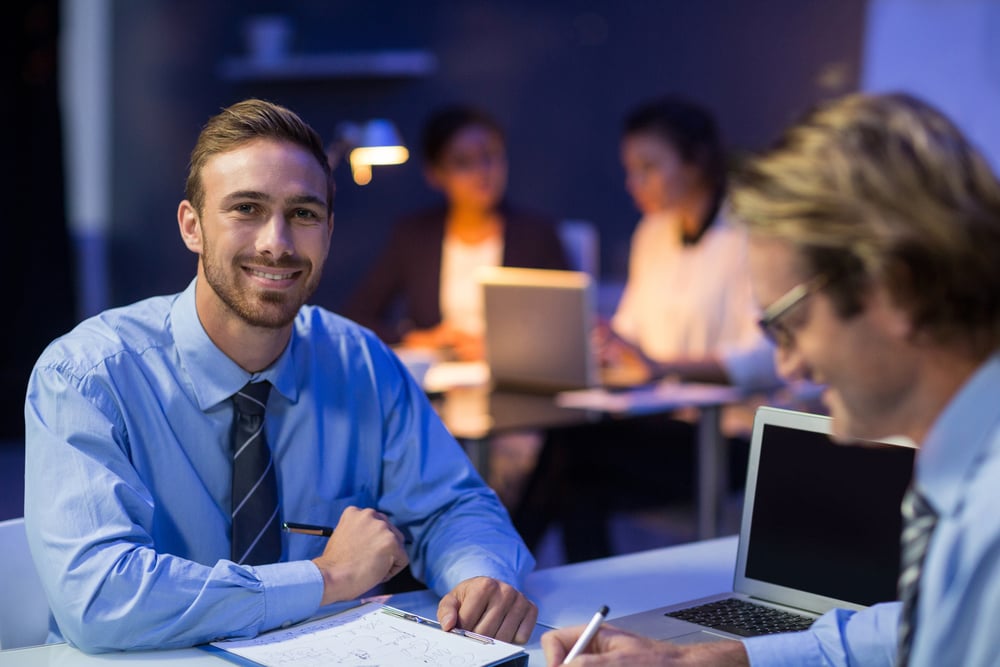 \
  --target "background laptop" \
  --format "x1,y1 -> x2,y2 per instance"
478,267 -> 600,393
610,406 -> 915,644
